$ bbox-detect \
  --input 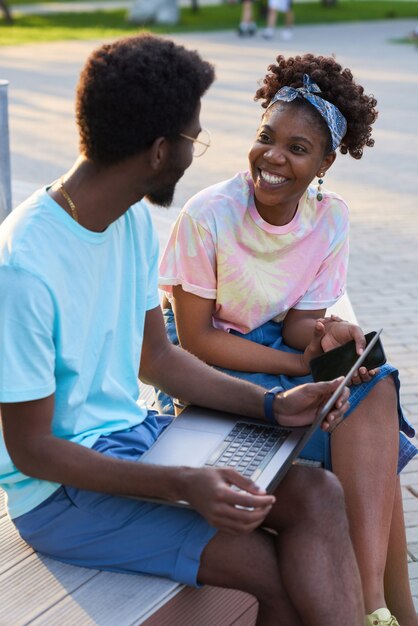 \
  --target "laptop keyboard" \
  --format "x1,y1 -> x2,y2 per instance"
205,422 -> 291,479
